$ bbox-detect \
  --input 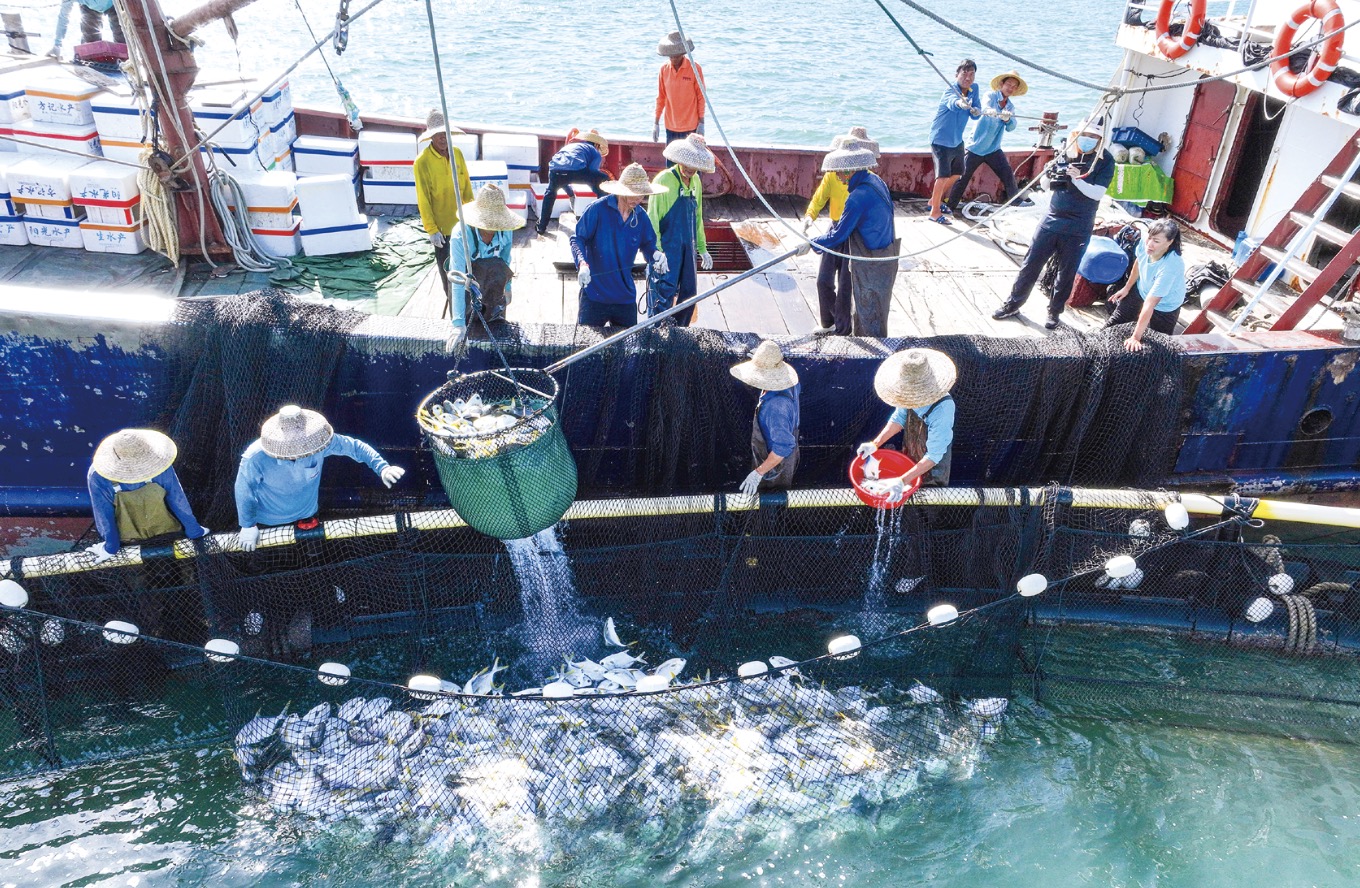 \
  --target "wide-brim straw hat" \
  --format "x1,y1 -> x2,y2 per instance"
260,405 -> 334,459
657,30 -> 694,56
873,348 -> 957,409
420,109 -> 464,143
575,128 -> 608,152
663,133 -> 716,173
730,340 -> 799,392
92,429 -> 177,484
461,183 -> 526,231
600,162 -> 668,197
831,126 -> 881,157
821,146 -> 878,173
990,71 -> 1029,96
